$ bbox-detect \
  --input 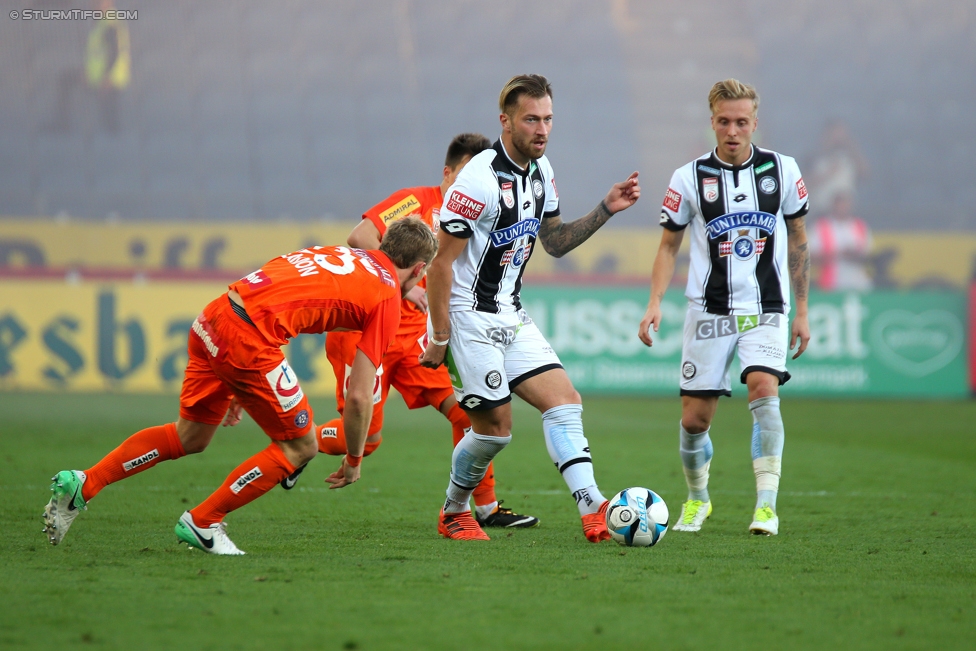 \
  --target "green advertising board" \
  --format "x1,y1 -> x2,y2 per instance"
519,287 -> 969,398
